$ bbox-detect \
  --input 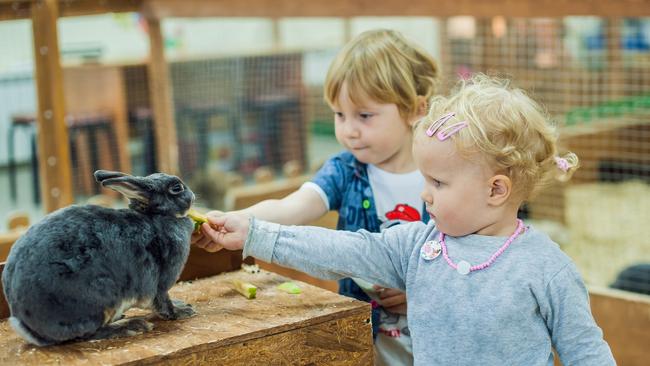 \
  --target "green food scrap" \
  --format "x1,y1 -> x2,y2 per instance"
187,209 -> 208,232
233,280 -> 257,299
277,281 -> 301,294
